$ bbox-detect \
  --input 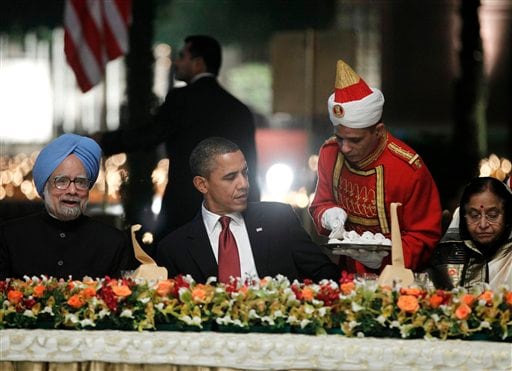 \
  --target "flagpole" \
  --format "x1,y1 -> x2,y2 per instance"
101,76 -> 109,213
